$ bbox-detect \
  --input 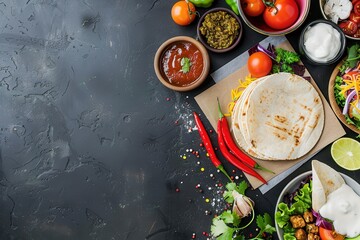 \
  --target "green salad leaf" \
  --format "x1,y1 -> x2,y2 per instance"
293,181 -> 312,209
275,181 -> 312,239
334,76 -> 346,108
